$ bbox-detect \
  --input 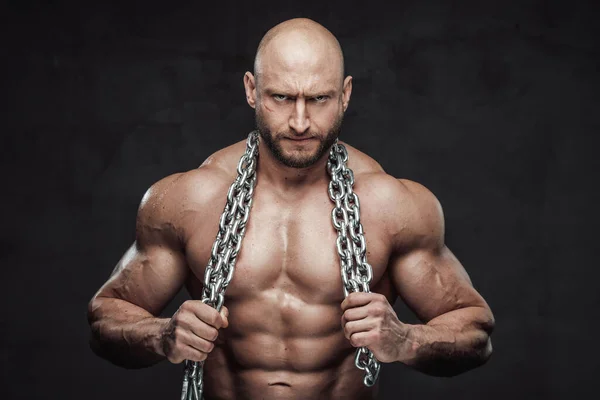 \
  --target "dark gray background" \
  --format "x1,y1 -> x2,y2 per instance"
2,0 -> 599,399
